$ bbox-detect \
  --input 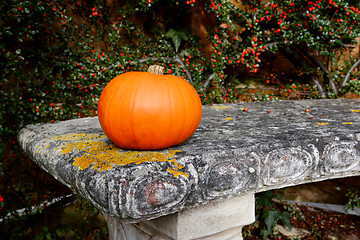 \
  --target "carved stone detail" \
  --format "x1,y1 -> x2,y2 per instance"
130,174 -> 188,217
321,142 -> 360,174
205,152 -> 259,198
263,147 -> 314,186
